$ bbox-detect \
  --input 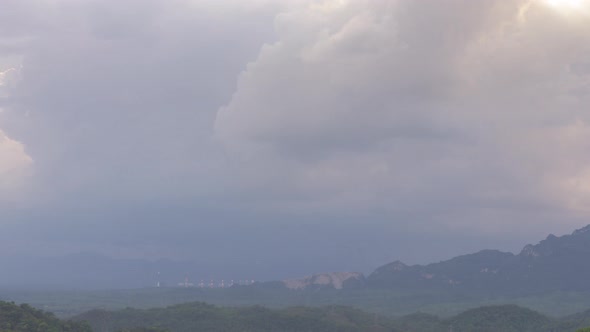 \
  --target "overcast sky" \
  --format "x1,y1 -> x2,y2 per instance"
1,0 -> 590,280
